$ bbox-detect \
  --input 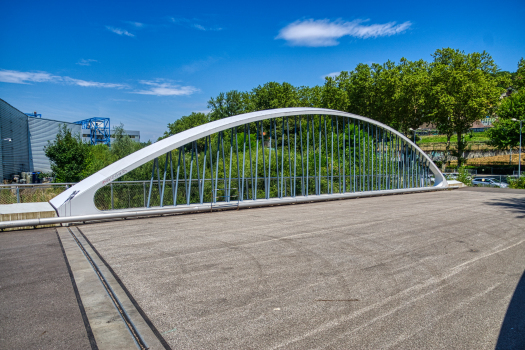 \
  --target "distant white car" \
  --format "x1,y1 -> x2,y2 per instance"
471,177 -> 508,188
